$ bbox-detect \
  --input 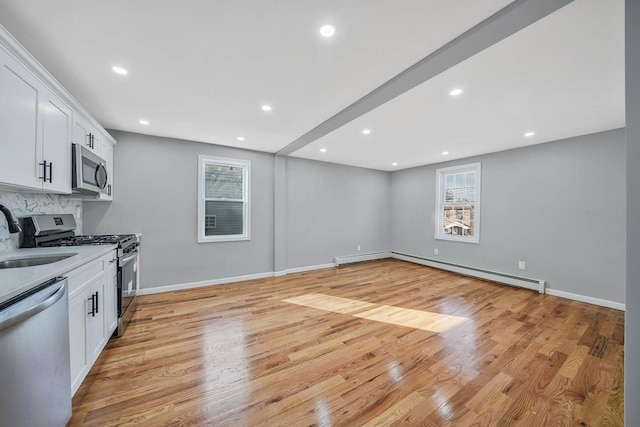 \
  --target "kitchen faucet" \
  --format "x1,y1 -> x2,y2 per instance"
0,204 -> 22,233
